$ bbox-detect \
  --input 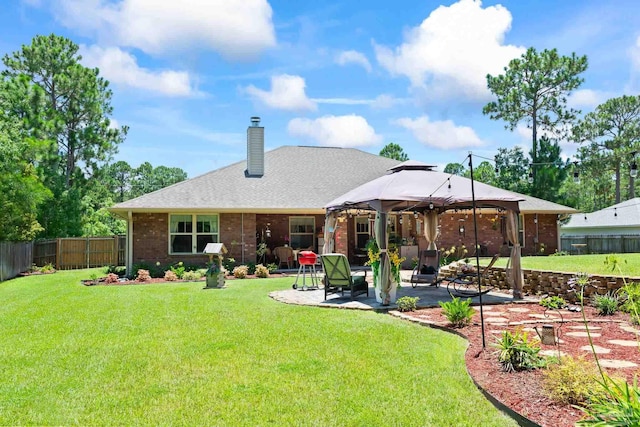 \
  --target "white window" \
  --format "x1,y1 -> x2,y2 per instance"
169,214 -> 219,254
355,216 -> 370,249
289,217 -> 315,249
